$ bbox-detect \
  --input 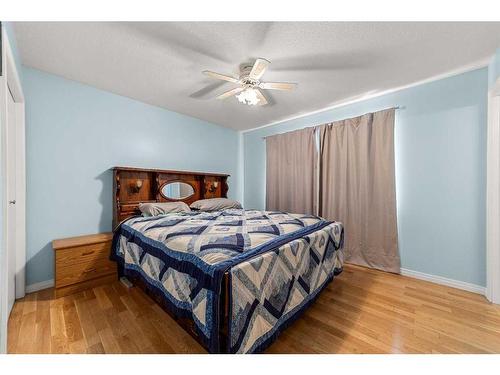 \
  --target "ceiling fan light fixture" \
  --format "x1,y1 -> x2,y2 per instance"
236,88 -> 260,106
